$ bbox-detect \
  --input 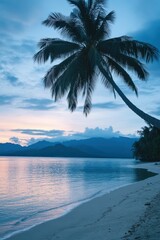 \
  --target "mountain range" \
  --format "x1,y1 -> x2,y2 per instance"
0,137 -> 137,158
